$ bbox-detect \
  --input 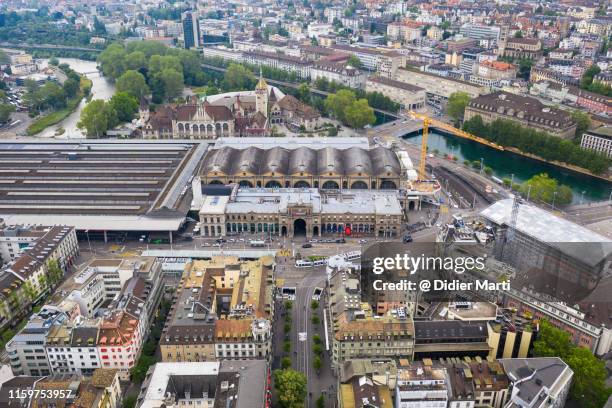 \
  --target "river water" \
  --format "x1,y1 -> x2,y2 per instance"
404,131 -> 611,204
38,58 -> 115,138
